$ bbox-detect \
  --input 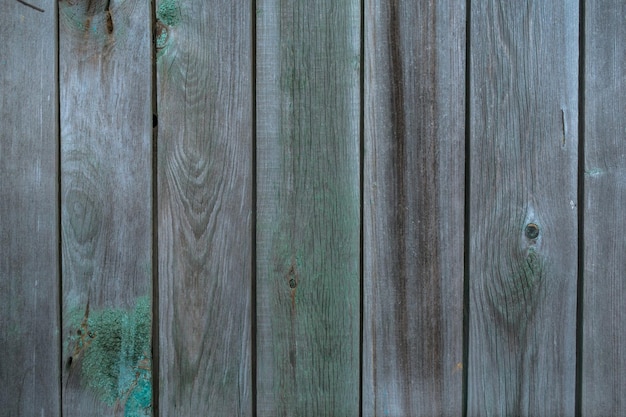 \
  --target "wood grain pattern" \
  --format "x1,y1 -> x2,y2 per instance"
362,1 -> 466,415
582,2 -> 626,415
0,1 -> 60,415
59,0 -> 153,415
156,0 -> 252,415
467,2 -> 579,416
256,0 -> 361,415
